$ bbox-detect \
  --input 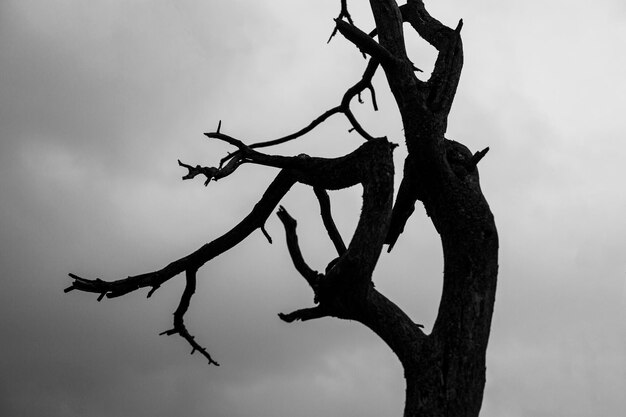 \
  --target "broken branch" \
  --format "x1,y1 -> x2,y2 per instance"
313,188 -> 346,255
276,206 -> 319,288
